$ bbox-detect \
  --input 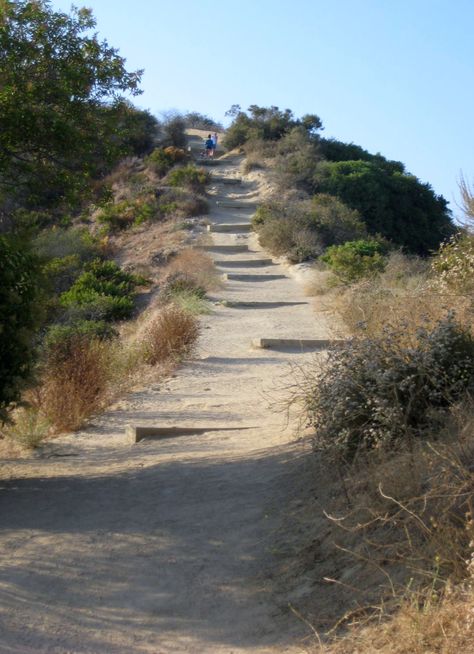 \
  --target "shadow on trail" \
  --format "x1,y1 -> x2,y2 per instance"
0,448 -> 308,652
